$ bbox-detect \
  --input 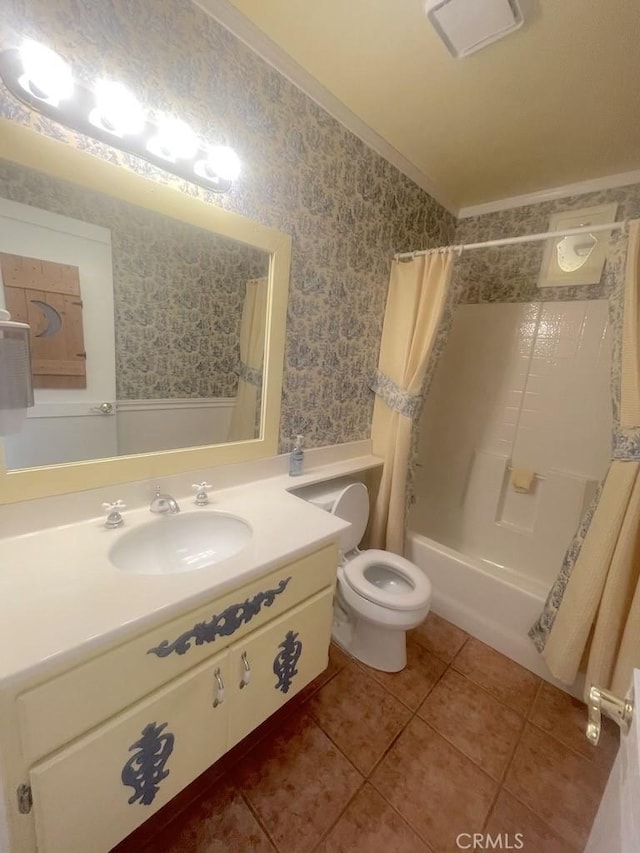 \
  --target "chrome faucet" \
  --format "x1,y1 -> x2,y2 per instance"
150,486 -> 181,515
102,500 -> 126,528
